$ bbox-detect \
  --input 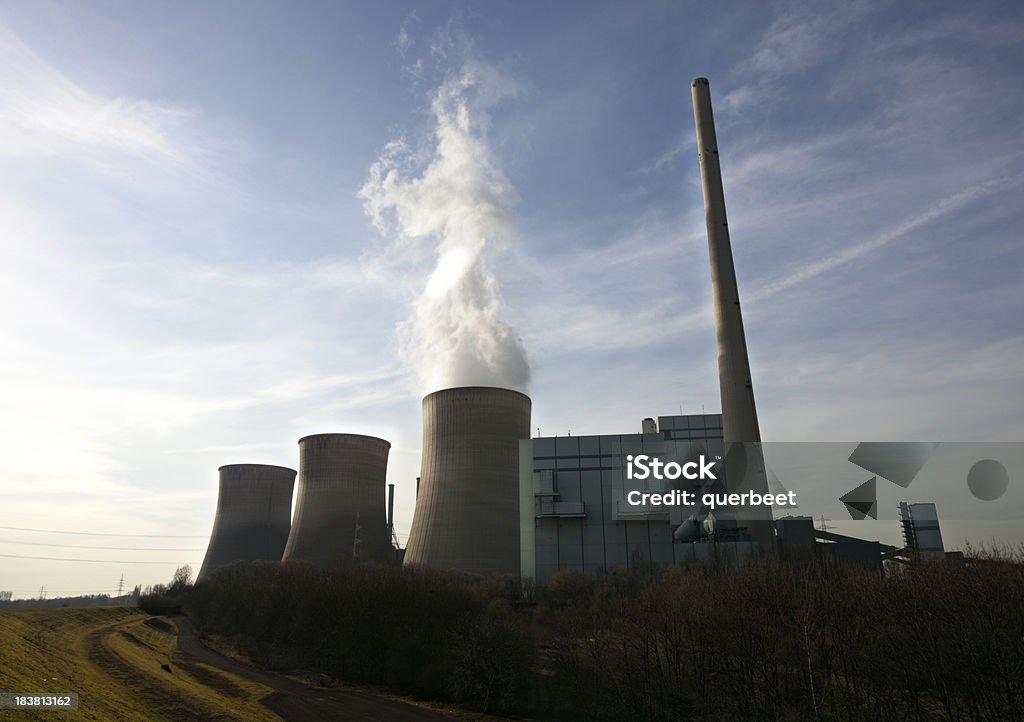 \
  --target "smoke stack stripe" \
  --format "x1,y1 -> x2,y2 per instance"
197,464 -> 296,582
404,386 -> 531,575
283,433 -> 391,567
